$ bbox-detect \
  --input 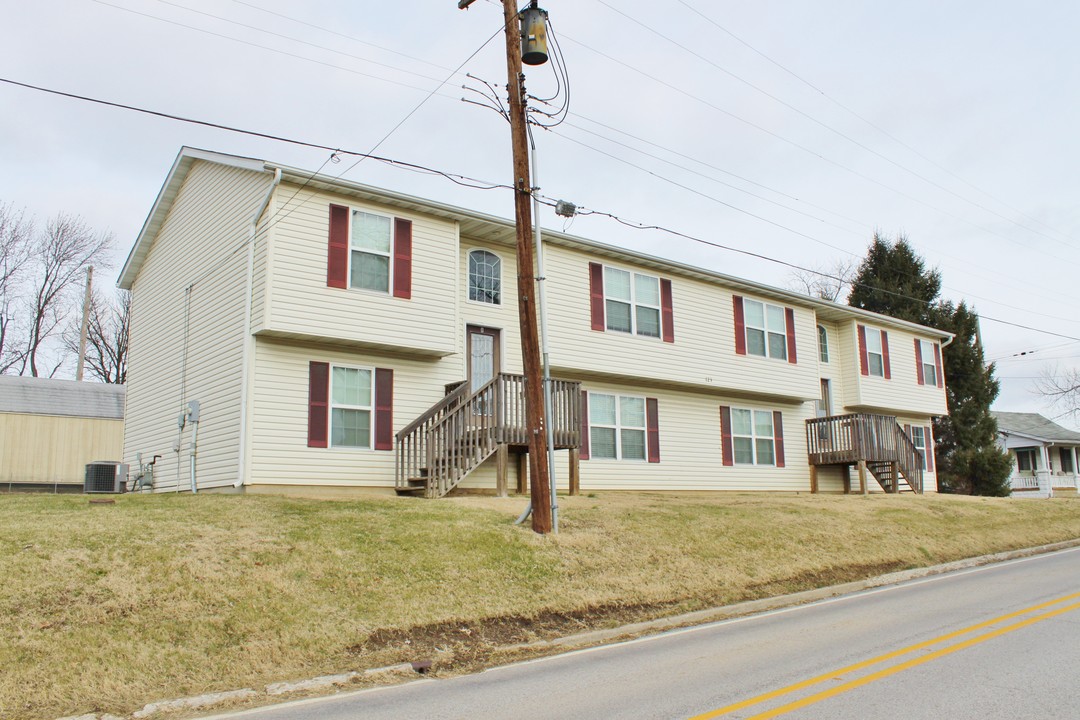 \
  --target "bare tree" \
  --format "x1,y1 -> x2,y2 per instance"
64,288 -> 129,384
788,258 -> 858,303
19,213 -> 112,377
0,202 -> 32,374
1035,366 -> 1080,423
